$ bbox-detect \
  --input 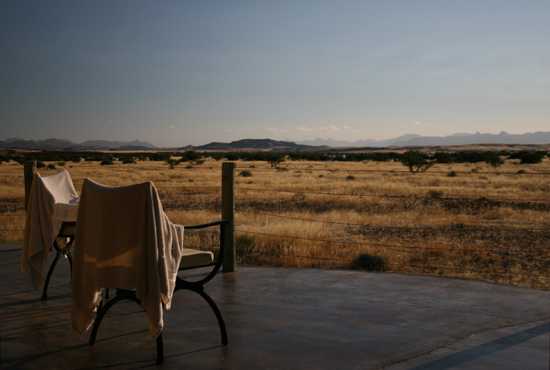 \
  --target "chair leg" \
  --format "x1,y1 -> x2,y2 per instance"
89,295 -> 127,345
89,291 -> 161,364
195,289 -> 228,346
156,333 -> 164,364
41,251 -> 61,301
66,252 -> 72,277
